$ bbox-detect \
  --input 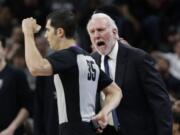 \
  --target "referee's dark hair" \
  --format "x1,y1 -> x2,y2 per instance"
0,35 -> 6,48
46,8 -> 77,39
